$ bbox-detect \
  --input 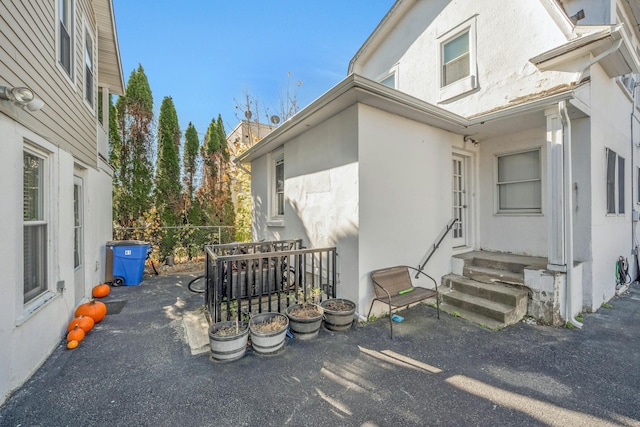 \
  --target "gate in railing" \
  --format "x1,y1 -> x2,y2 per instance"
205,240 -> 337,322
